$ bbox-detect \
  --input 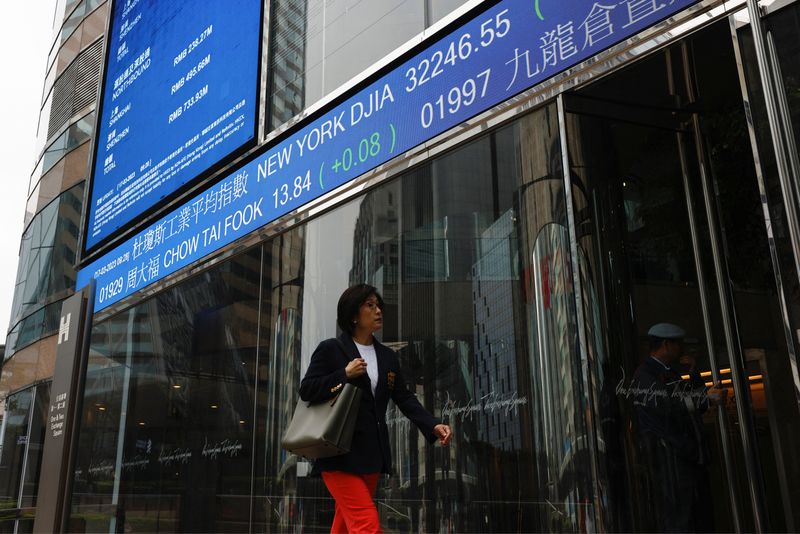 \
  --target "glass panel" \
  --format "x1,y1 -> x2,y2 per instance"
735,5 -> 800,531
268,0 -> 423,130
79,1 -> 107,49
41,132 -> 68,174
6,301 -> 64,357
267,0 -> 468,131
266,0 -> 308,129
4,328 -> 19,364
26,183 -> 42,230
0,389 -> 33,510
56,24 -> 82,78
426,0 -> 470,24
564,39 -> 737,534
764,5 -> 800,155
45,0 -> 69,67
40,112 -> 93,176
251,229 -> 307,532
60,3 -> 84,45
567,19 -> 800,532
19,383 -> 50,508
33,93 -> 53,172
12,309 -> 45,358
254,104 -> 592,532
737,12 -> 800,356
690,20 -> 800,533
69,248 -> 262,533
9,182 -> 83,339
